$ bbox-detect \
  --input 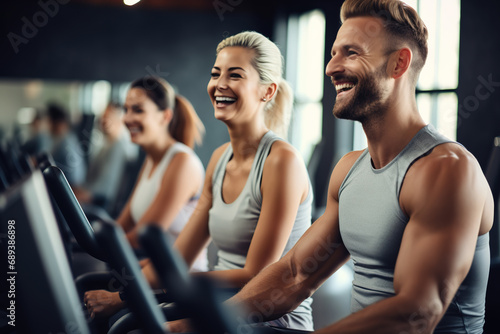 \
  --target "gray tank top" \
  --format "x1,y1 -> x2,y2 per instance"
208,131 -> 314,330
338,124 -> 489,333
